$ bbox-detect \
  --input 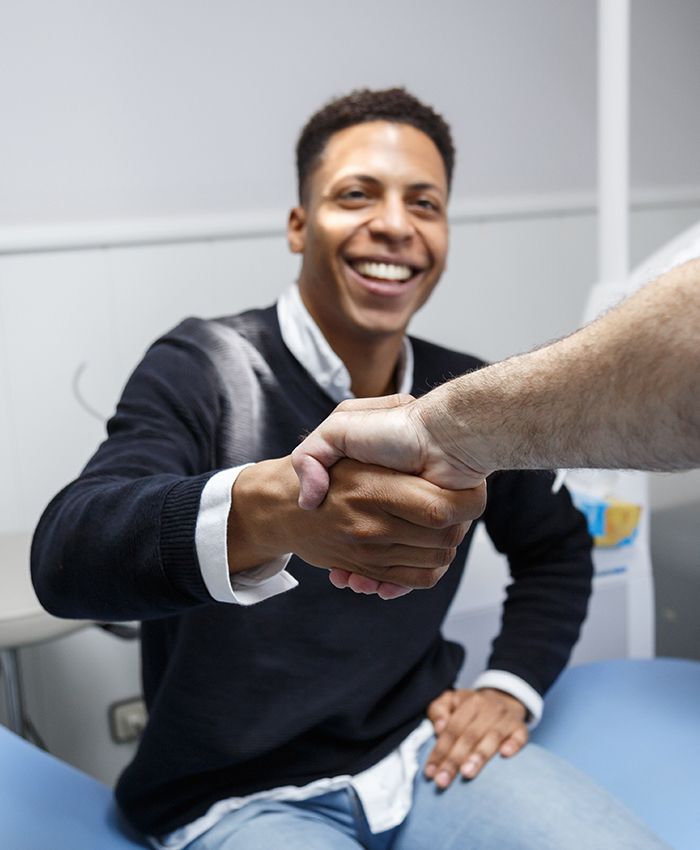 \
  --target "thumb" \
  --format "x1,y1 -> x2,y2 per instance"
292,451 -> 332,510
291,418 -> 351,509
